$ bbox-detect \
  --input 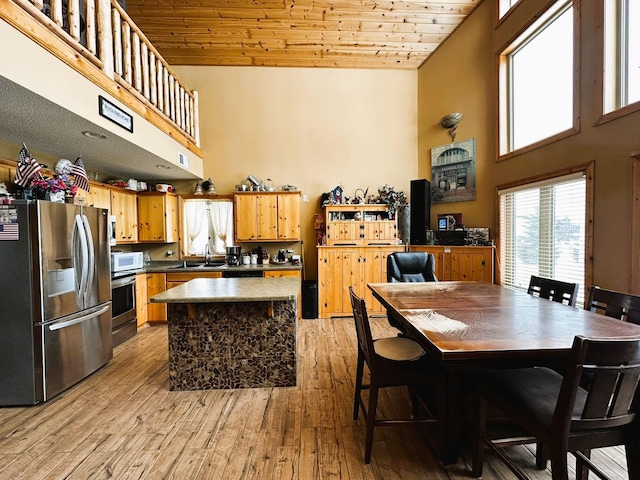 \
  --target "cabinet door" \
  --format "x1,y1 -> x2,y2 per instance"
138,195 -> 166,242
450,248 -> 493,283
319,249 -> 347,317
111,190 -> 138,243
257,194 -> 278,240
87,184 -> 112,211
361,247 -> 402,314
277,194 -> 301,240
146,273 -> 167,323
165,194 -> 179,243
235,194 -> 259,241
135,273 -> 148,327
